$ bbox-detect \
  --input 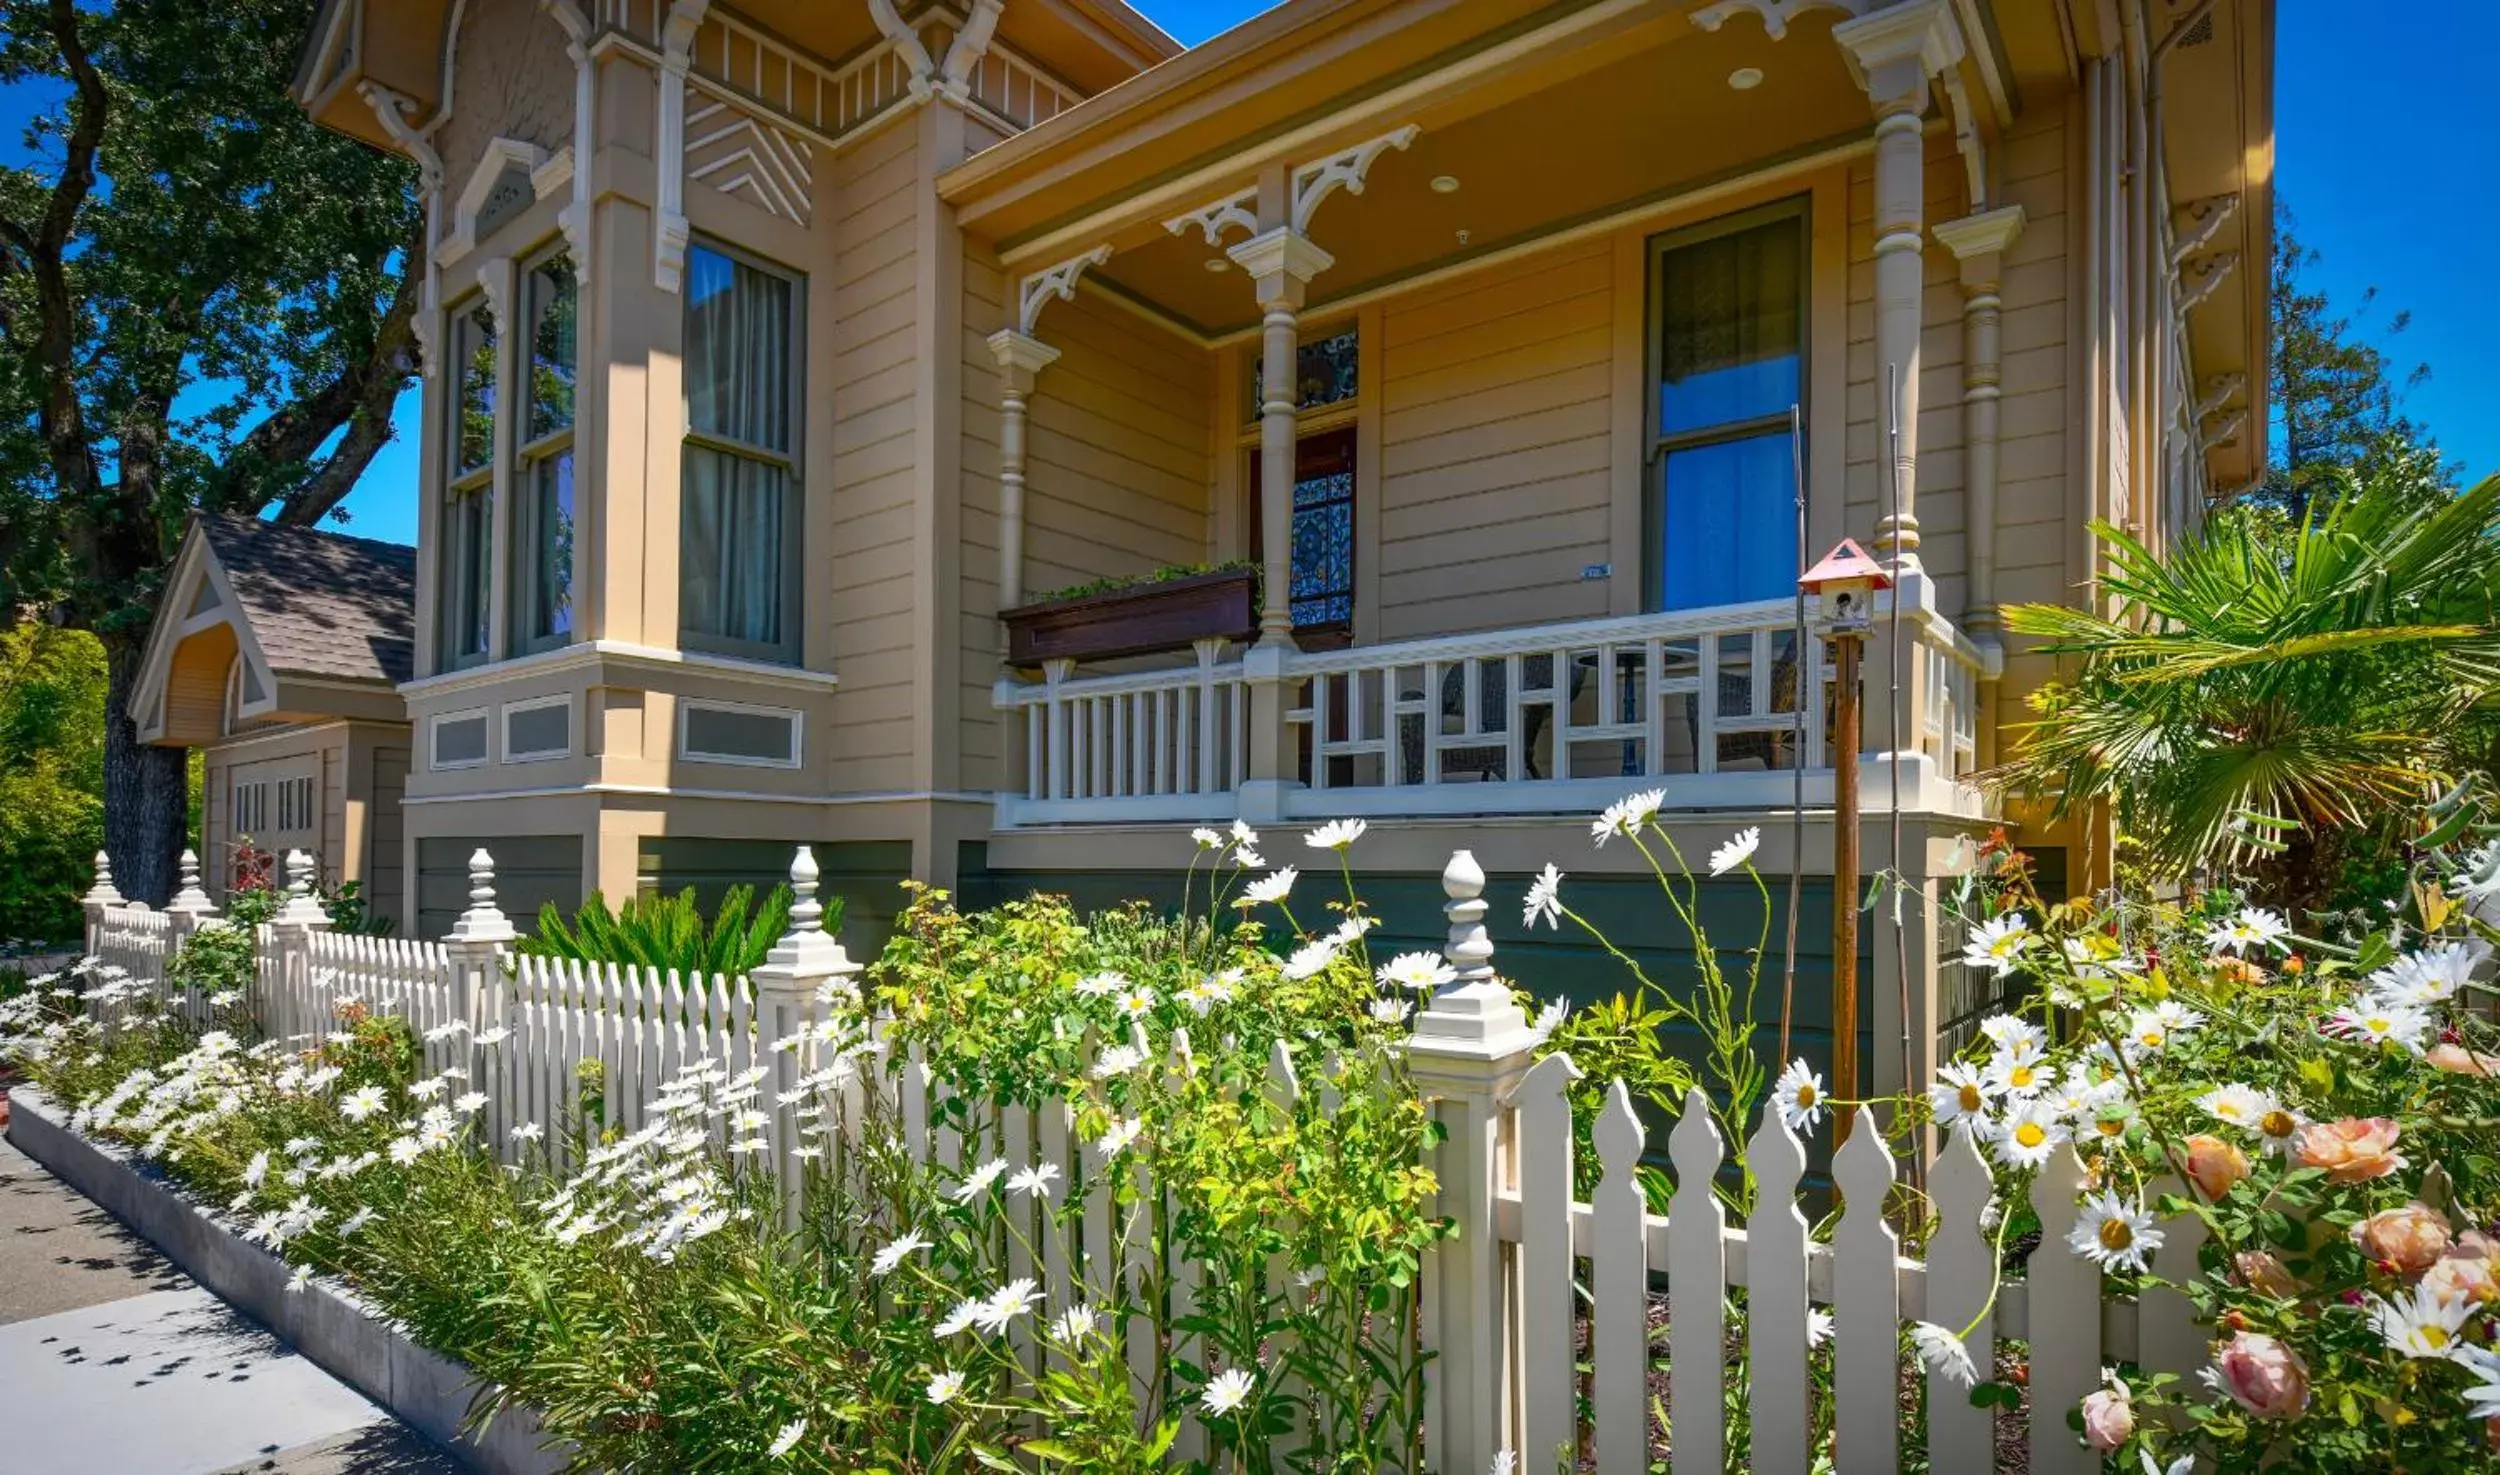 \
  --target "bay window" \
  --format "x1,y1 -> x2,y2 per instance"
440,300 -> 496,669
681,241 -> 802,663
1647,200 -> 1806,611
512,253 -> 577,654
